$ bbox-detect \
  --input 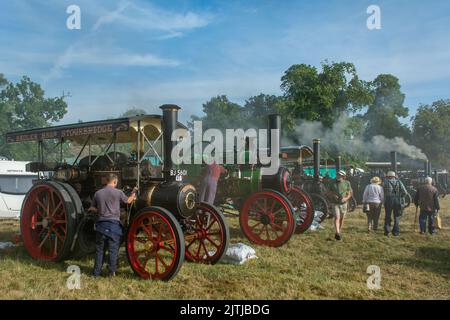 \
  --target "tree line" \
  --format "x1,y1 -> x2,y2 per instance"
1,63 -> 449,168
